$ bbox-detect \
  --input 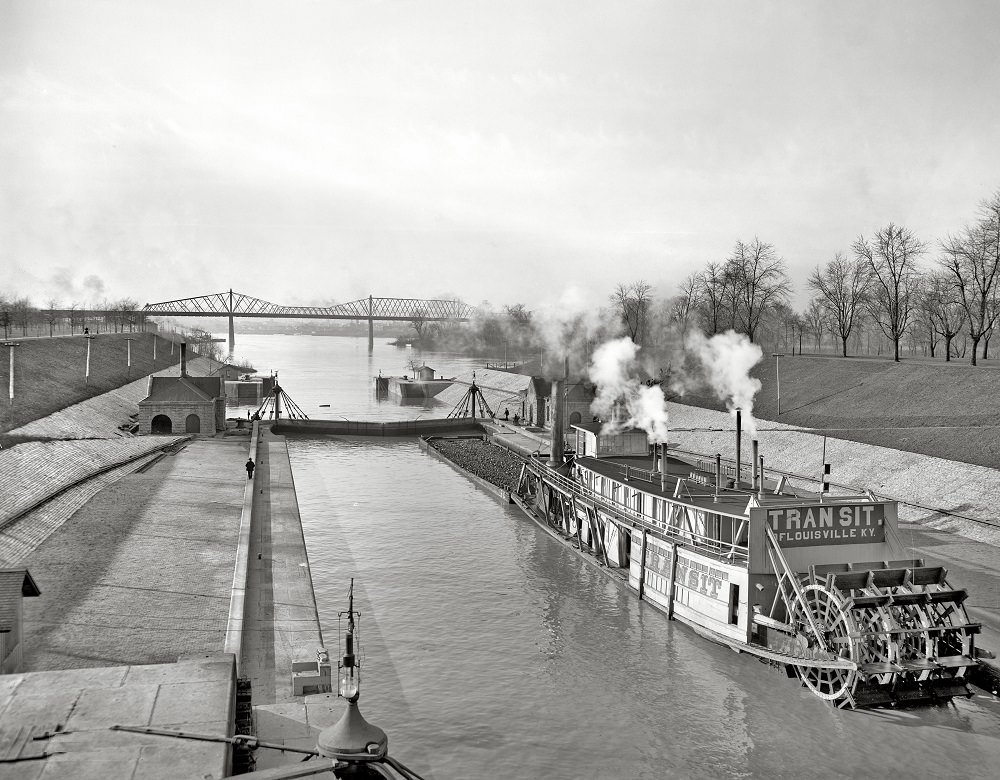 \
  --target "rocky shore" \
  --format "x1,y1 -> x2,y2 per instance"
427,435 -> 524,491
